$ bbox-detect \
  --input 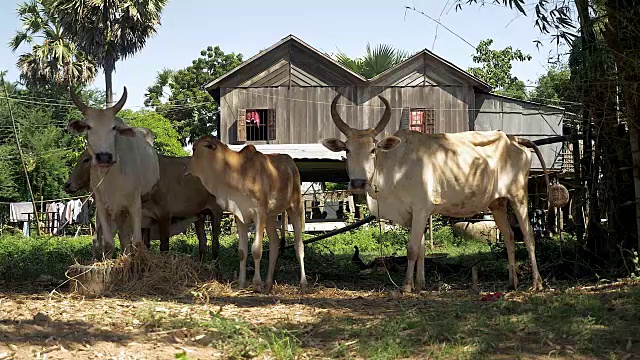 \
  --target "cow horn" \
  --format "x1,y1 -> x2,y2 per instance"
373,96 -> 392,135
330,94 -> 353,136
109,87 -> 128,114
69,88 -> 88,114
